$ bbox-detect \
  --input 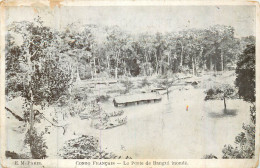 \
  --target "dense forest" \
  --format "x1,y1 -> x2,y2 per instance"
6,18 -> 255,84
